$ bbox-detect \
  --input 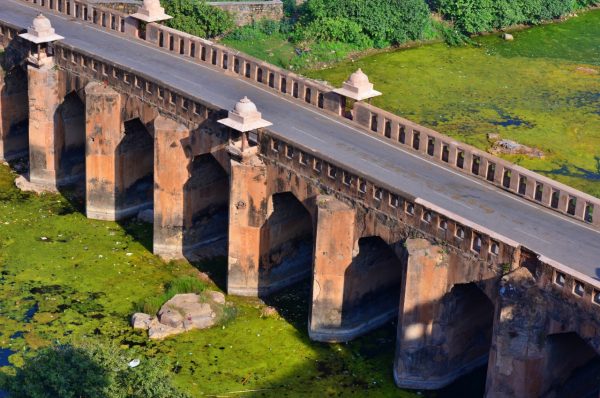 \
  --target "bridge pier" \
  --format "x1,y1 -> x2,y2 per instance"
394,239 -> 494,389
227,157 -> 268,296
85,82 -> 152,220
309,196 -> 402,342
153,118 -> 229,259
0,65 -> 28,161
152,116 -> 191,259
27,63 -> 68,189
486,268 -> 600,397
